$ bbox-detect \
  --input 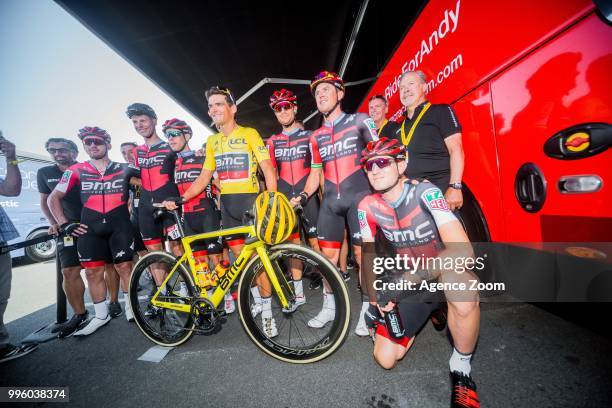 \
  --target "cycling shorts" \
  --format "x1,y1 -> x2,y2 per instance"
57,236 -> 81,269
138,192 -> 180,246
220,193 -> 257,246
78,207 -> 134,268
184,211 -> 223,255
291,195 -> 319,240
317,191 -> 369,248
375,300 -> 441,347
